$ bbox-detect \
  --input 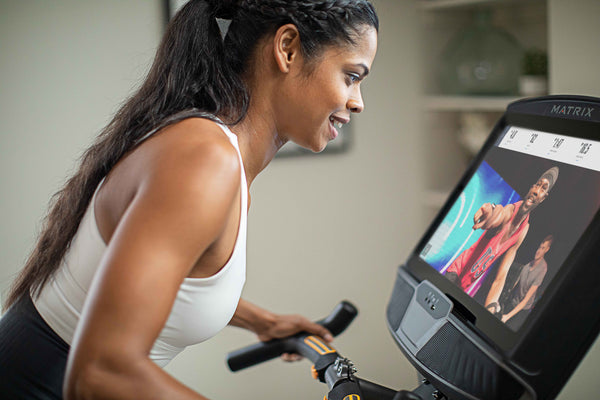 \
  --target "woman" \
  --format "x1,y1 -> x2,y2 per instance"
0,0 -> 379,398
